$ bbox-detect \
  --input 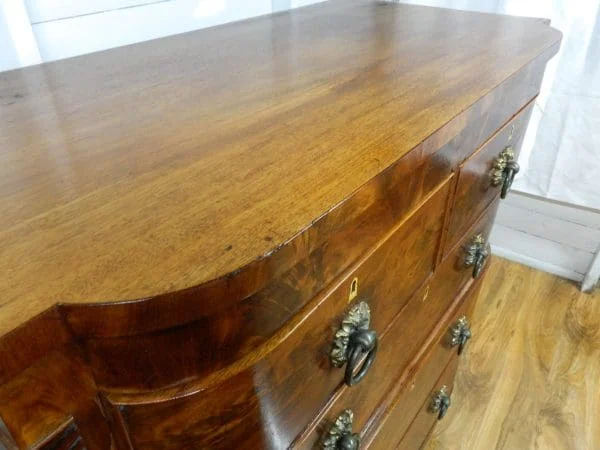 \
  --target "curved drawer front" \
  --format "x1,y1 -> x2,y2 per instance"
81,146 -> 453,392
104,179 -> 452,449
291,201 -> 488,449
59,52 -> 544,393
435,193 -> 499,303
397,355 -> 460,450
367,271 -> 483,449
444,100 -> 534,254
